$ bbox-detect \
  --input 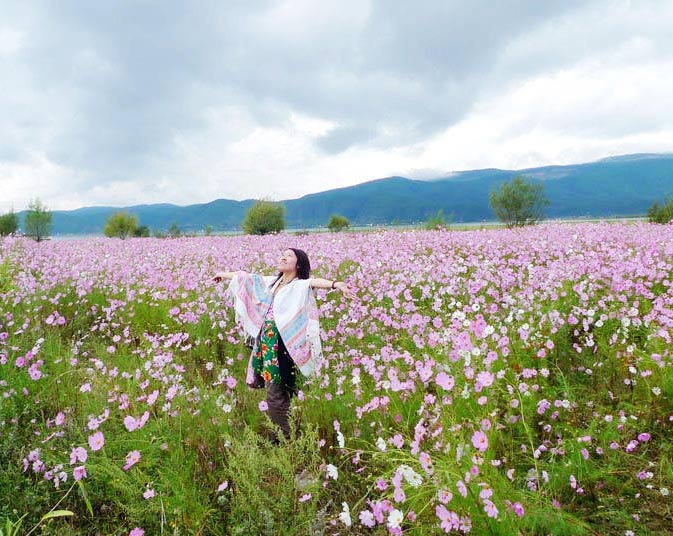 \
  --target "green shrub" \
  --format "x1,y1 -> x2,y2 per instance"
242,201 -> 285,235
327,215 -> 350,232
